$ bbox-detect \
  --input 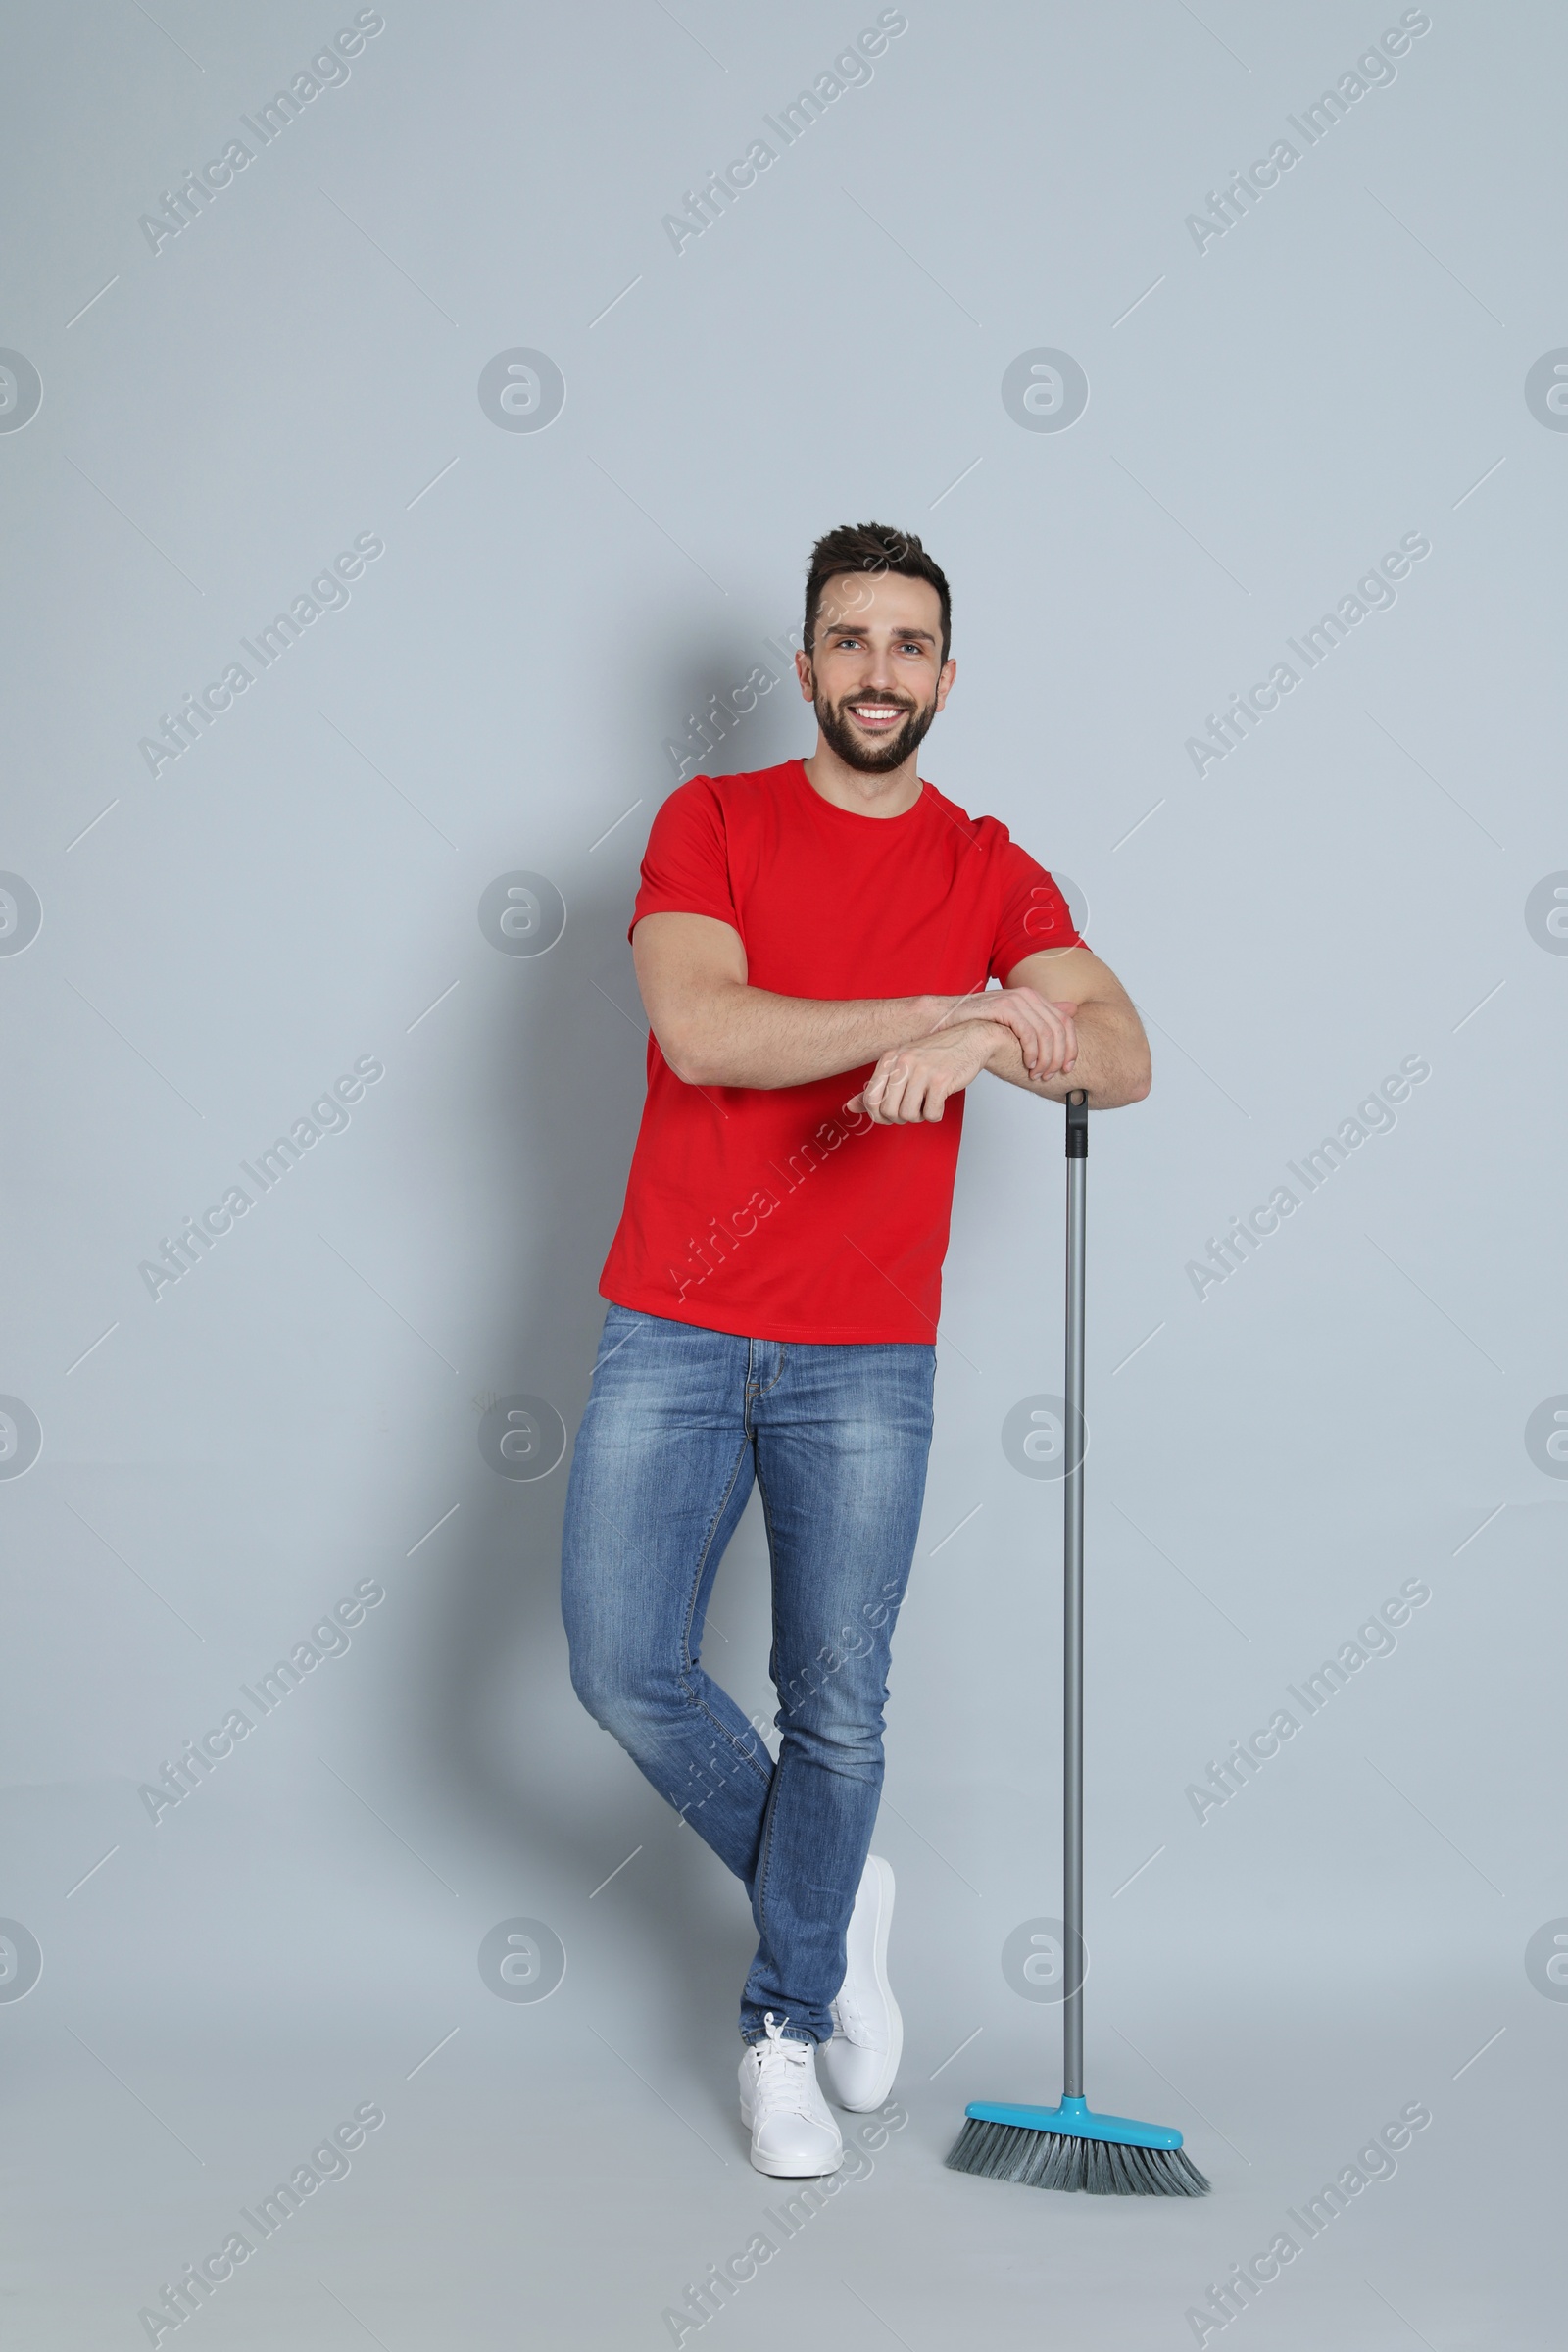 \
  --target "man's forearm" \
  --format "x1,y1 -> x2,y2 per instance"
983,1000 -> 1151,1107
663,983 -> 956,1090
